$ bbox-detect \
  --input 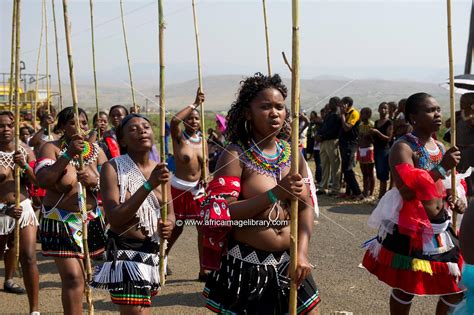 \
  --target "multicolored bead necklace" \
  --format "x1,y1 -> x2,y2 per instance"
250,138 -> 282,161
402,133 -> 444,171
59,138 -> 99,168
239,138 -> 291,178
